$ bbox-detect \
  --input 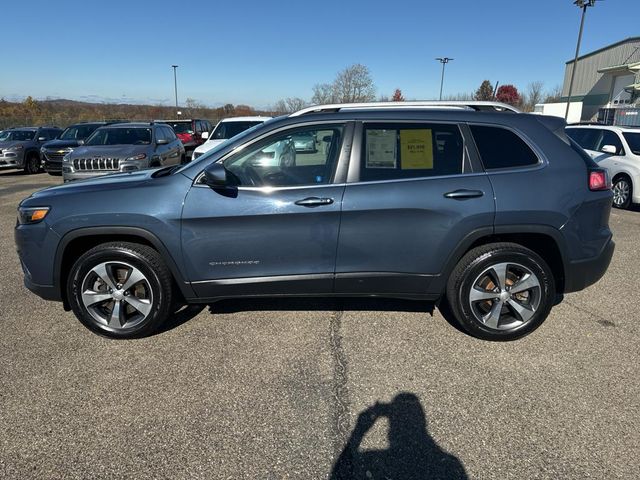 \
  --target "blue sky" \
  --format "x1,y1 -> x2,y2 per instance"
1,0 -> 638,108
